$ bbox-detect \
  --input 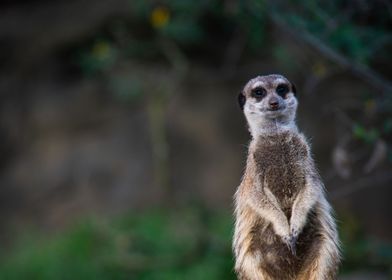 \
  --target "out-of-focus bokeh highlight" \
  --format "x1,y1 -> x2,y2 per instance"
0,0 -> 391,279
